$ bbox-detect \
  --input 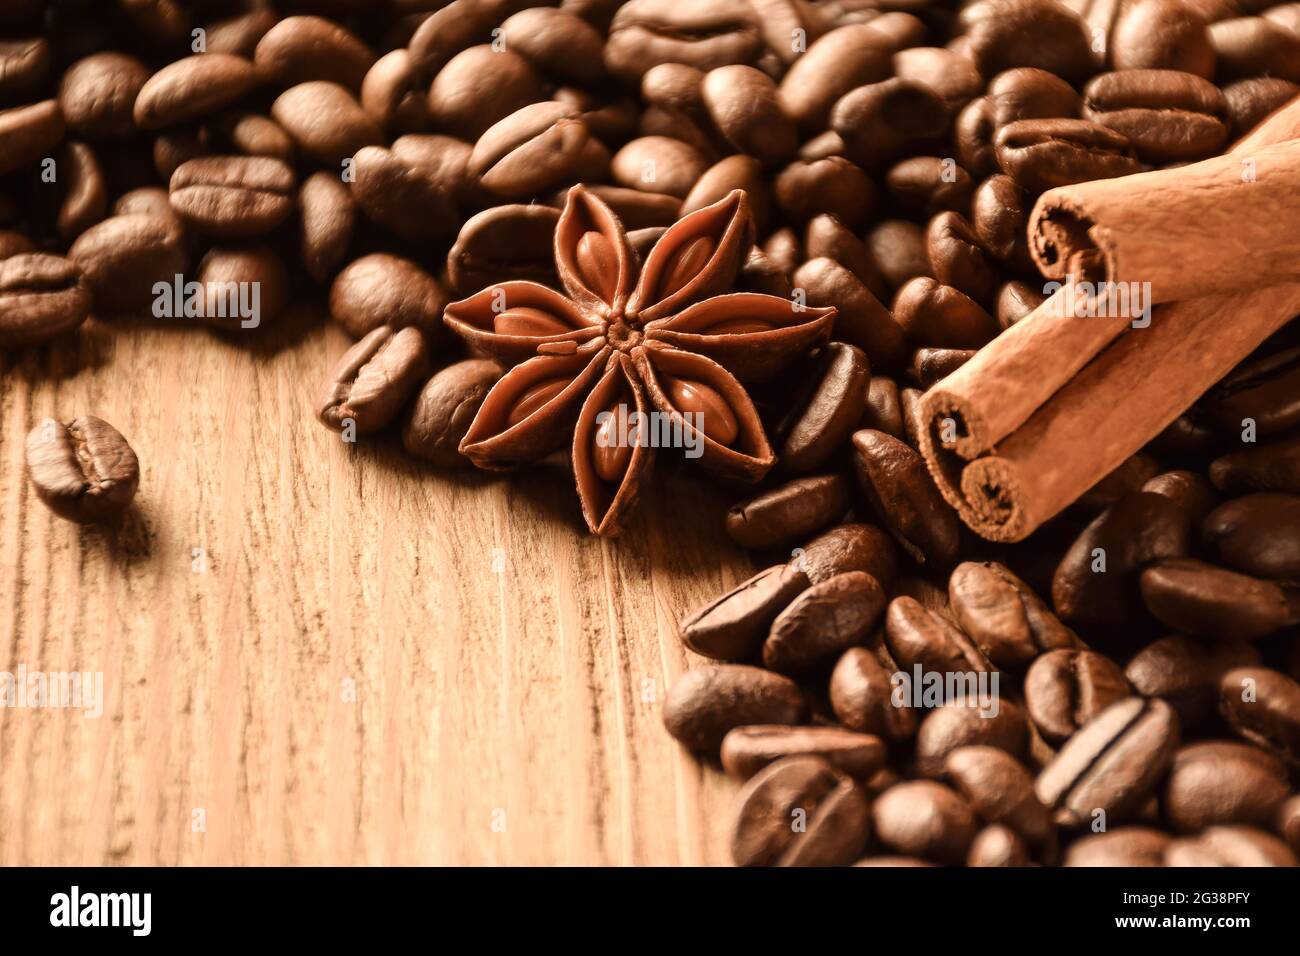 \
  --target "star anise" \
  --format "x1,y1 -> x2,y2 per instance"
443,186 -> 837,536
